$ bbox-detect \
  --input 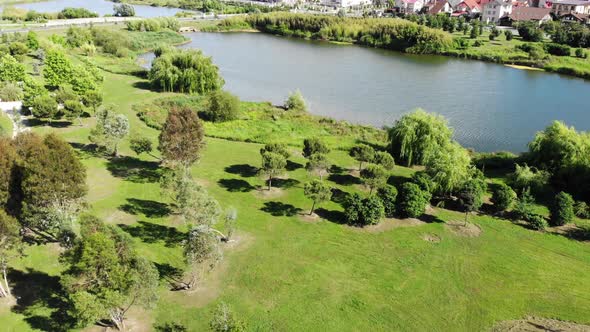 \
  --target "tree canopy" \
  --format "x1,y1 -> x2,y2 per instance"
158,107 -> 205,167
